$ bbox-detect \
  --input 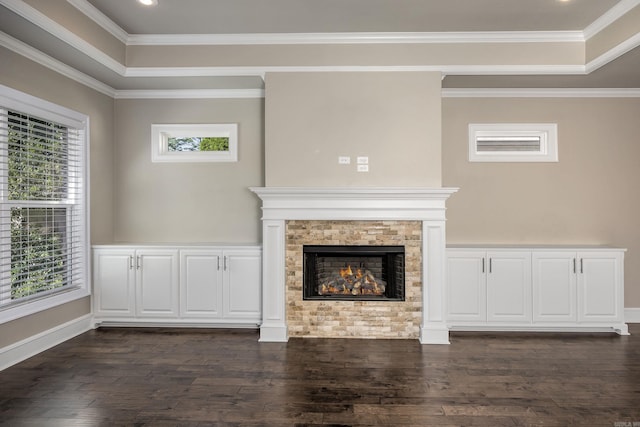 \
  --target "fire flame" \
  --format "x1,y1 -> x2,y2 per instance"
319,264 -> 385,296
